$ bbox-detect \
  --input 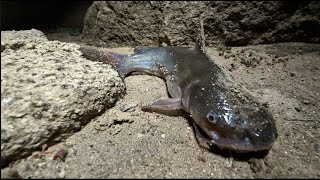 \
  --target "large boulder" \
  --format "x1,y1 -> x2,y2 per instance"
82,1 -> 320,47
1,29 -> 125,167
